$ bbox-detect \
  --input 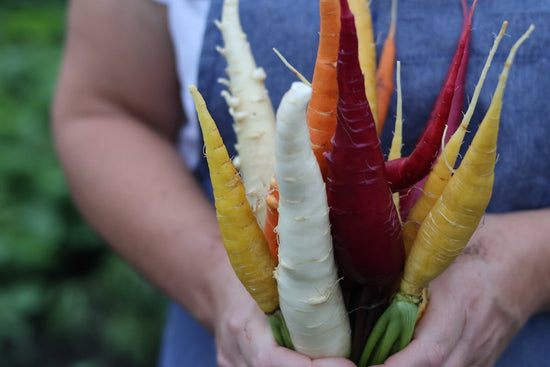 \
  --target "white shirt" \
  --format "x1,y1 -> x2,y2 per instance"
155,0 -> 211,169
